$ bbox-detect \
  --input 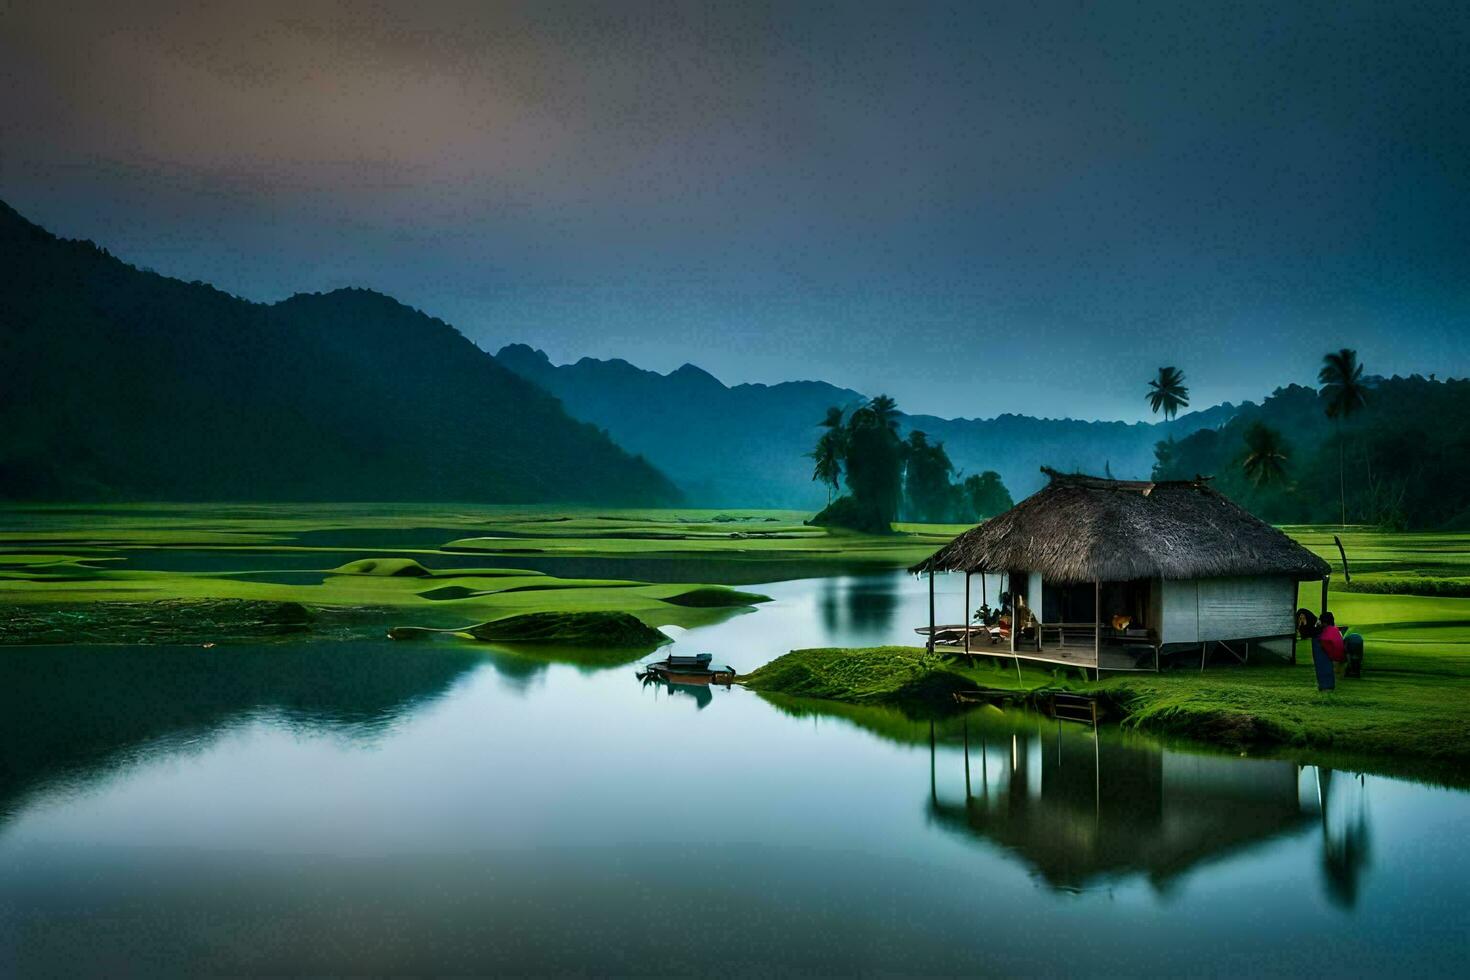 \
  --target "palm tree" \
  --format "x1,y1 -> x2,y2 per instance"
809,406 -> 846,504
1241,422 -> 1289,487
867,394 -> 900,433
1146,366 -> 1190,421
1319,349 -> 1369,526
809,430 -> 843,504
